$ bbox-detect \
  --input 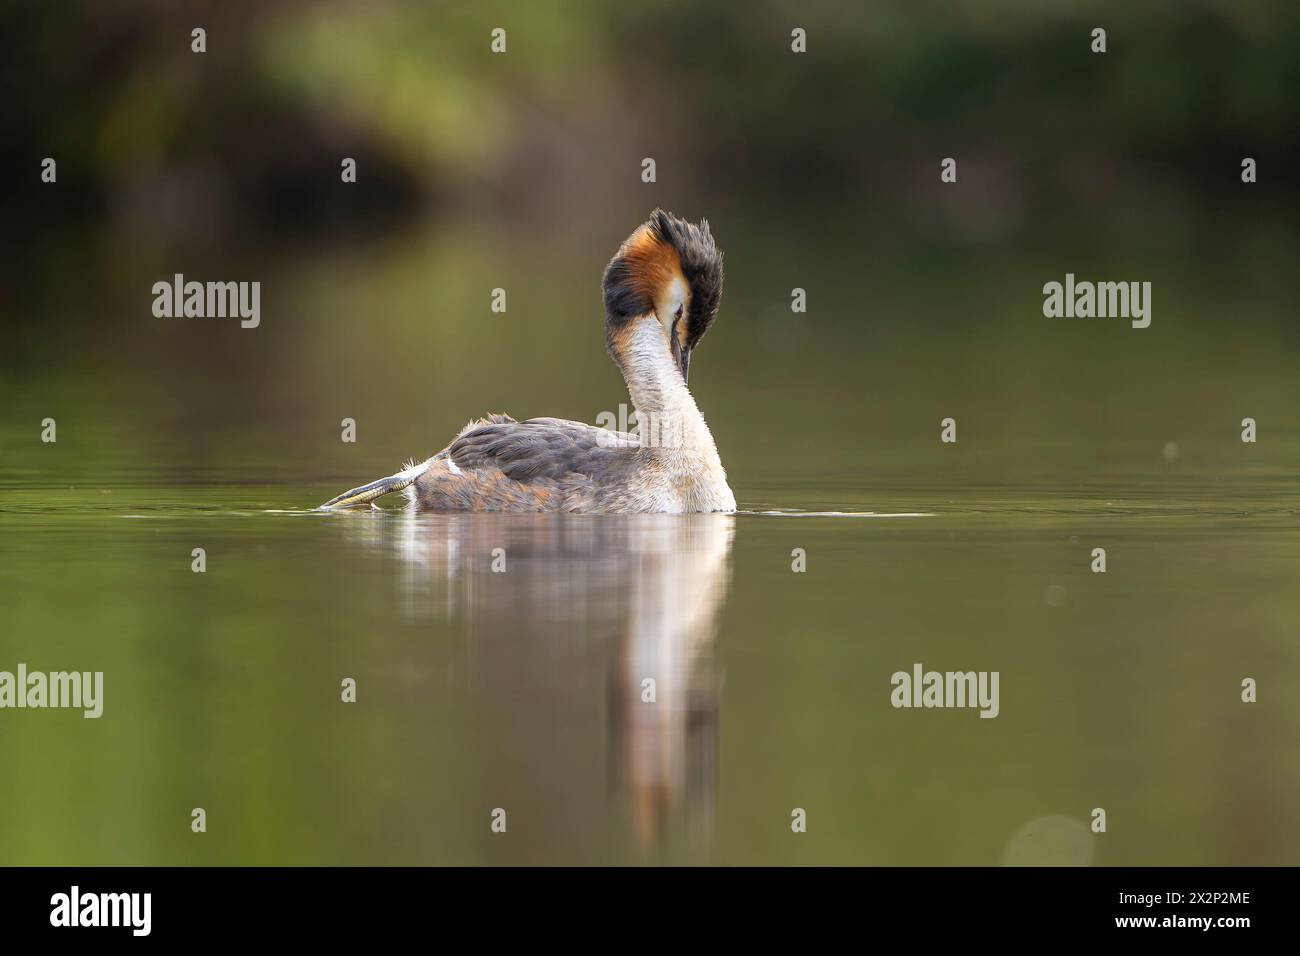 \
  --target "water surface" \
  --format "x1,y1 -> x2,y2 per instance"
2,459 -> 1296,865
